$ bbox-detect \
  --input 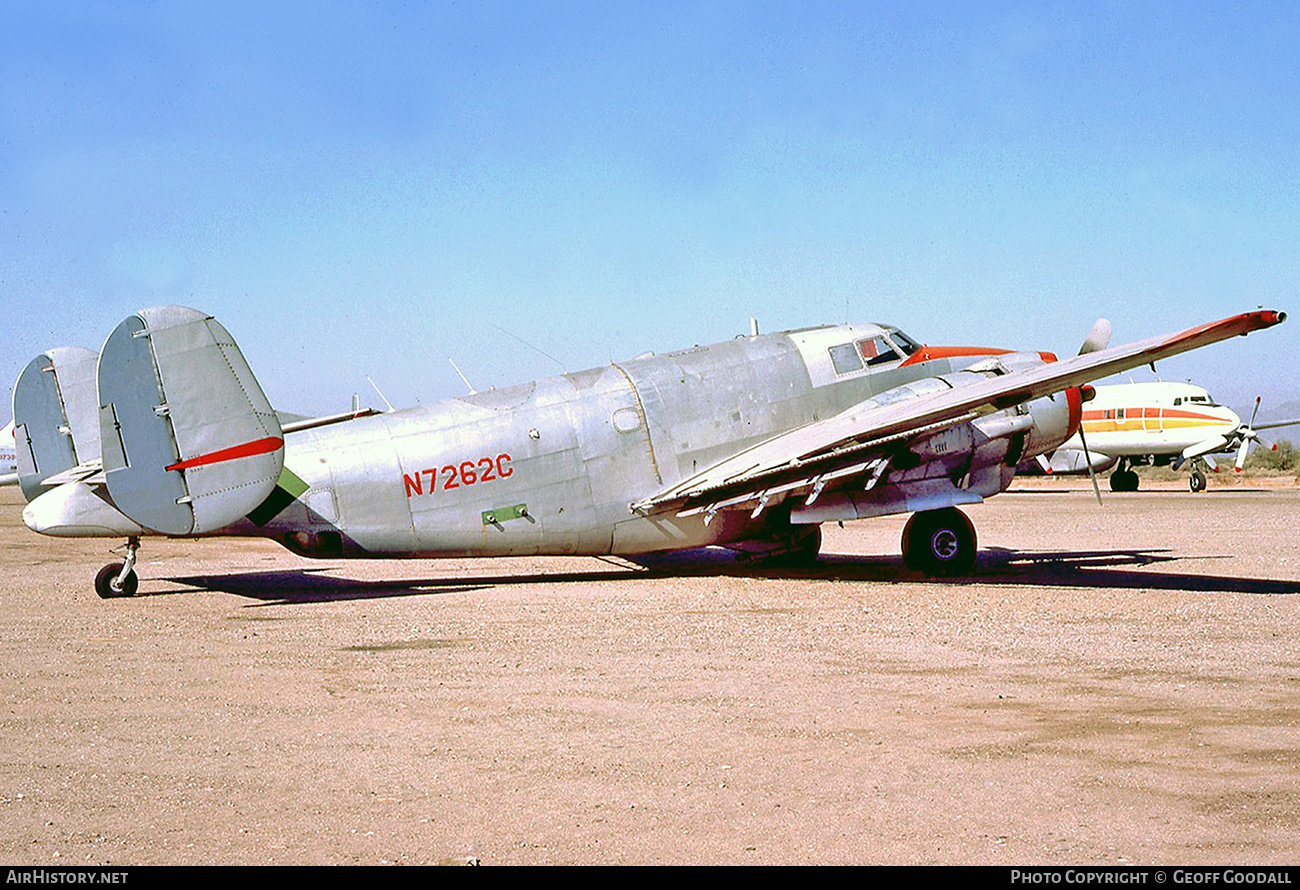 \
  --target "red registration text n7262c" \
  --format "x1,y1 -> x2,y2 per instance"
403,454 -> 514,498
